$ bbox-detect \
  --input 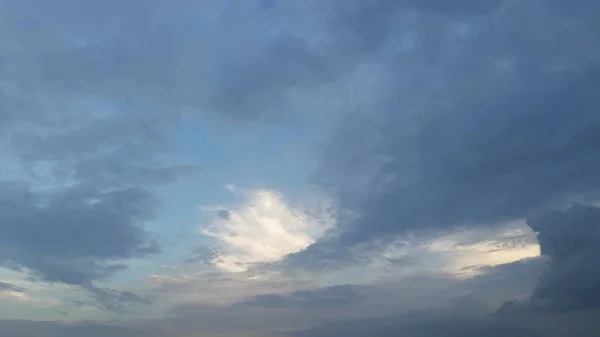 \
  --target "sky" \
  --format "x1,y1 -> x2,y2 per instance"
1,0 -> 600,336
